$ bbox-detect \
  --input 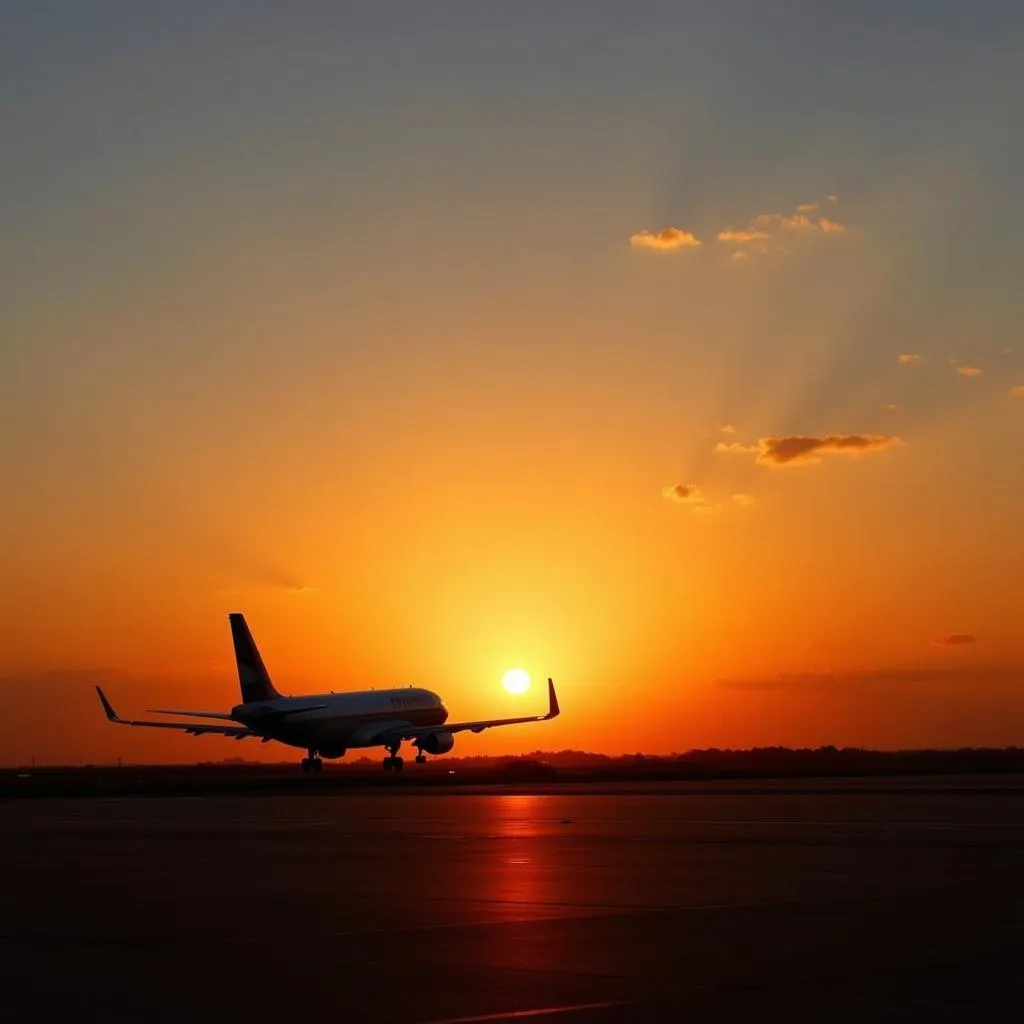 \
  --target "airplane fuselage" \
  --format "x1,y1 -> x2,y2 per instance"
232,687 -> 449,757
